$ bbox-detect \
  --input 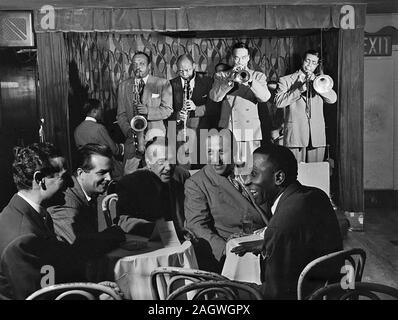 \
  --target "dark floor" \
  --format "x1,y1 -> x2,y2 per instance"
344,208 -> 398,288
